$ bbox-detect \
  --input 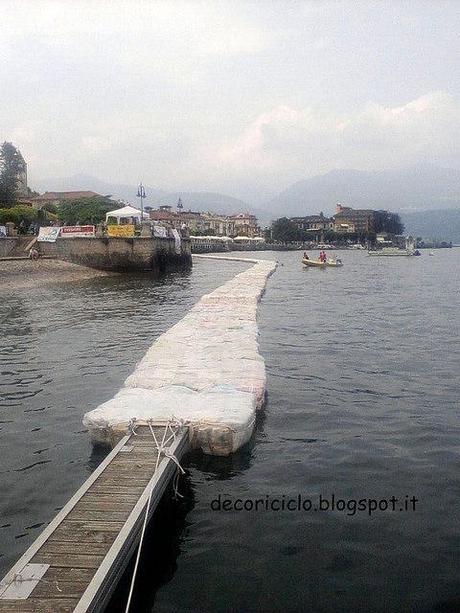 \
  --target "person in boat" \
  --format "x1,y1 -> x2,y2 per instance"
303,252 -> 309,260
